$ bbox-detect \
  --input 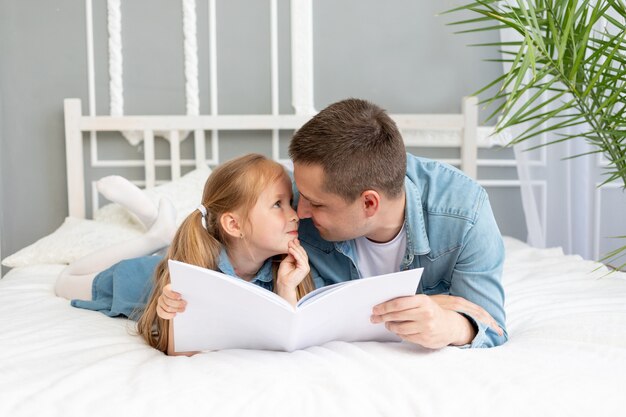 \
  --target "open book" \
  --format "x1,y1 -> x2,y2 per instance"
169,260 -> 423,352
